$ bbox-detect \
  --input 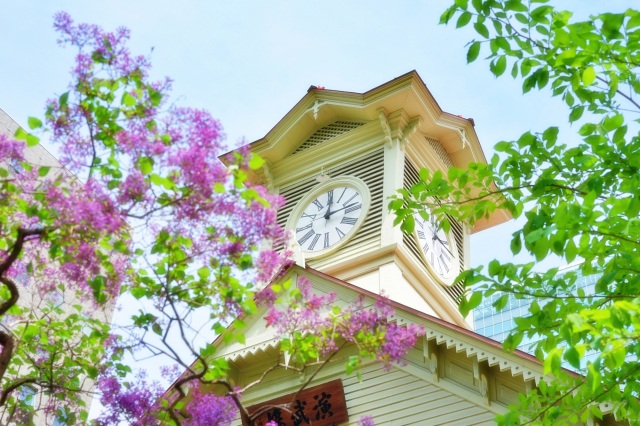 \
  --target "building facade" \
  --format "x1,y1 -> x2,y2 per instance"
164,72 -> 626,425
